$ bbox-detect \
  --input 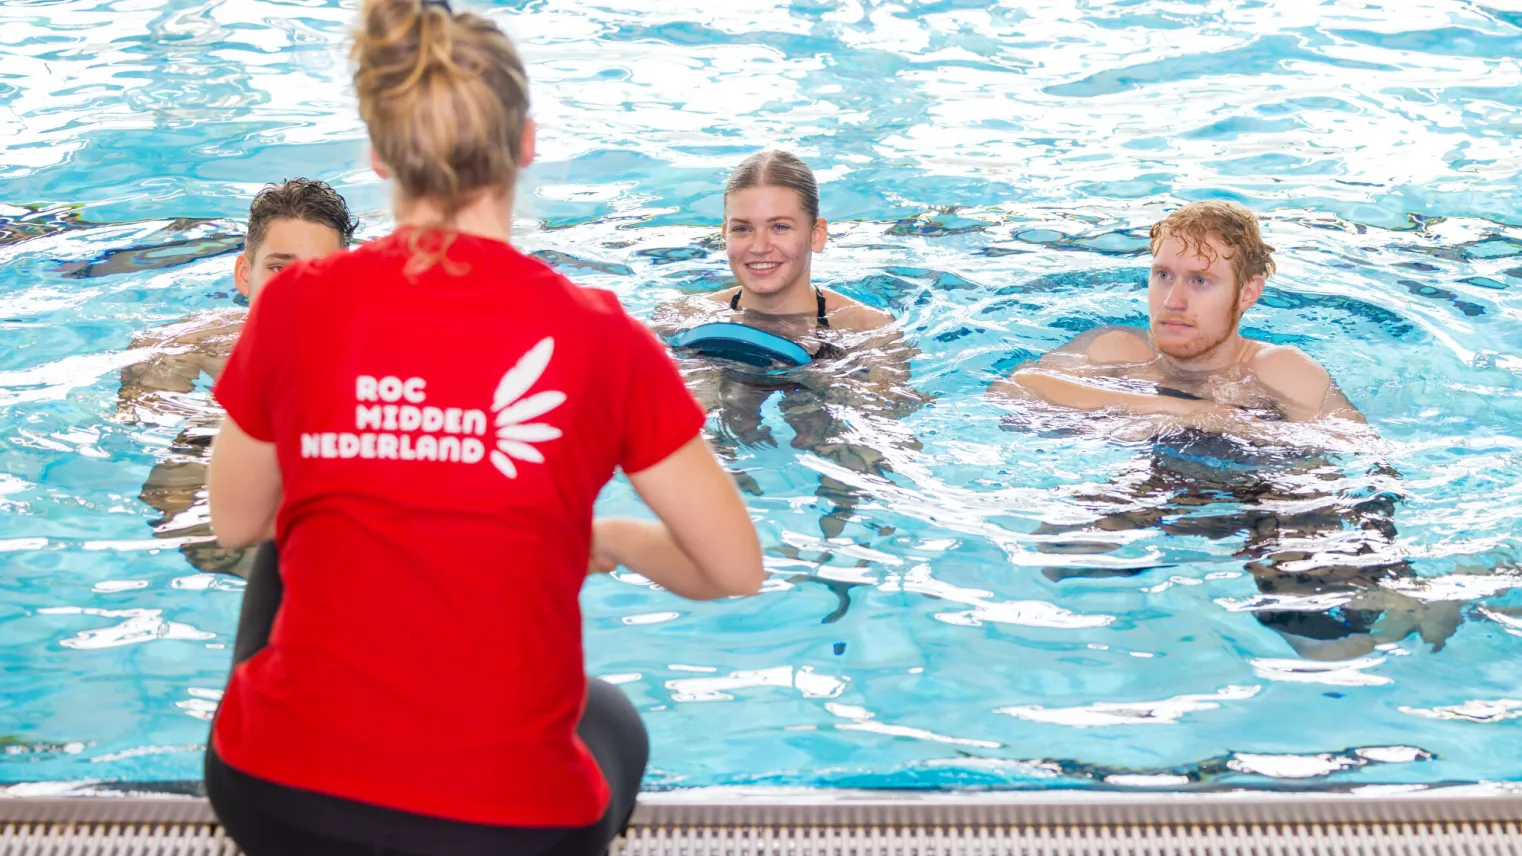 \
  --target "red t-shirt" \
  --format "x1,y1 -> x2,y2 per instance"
211,231 -> 704,827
